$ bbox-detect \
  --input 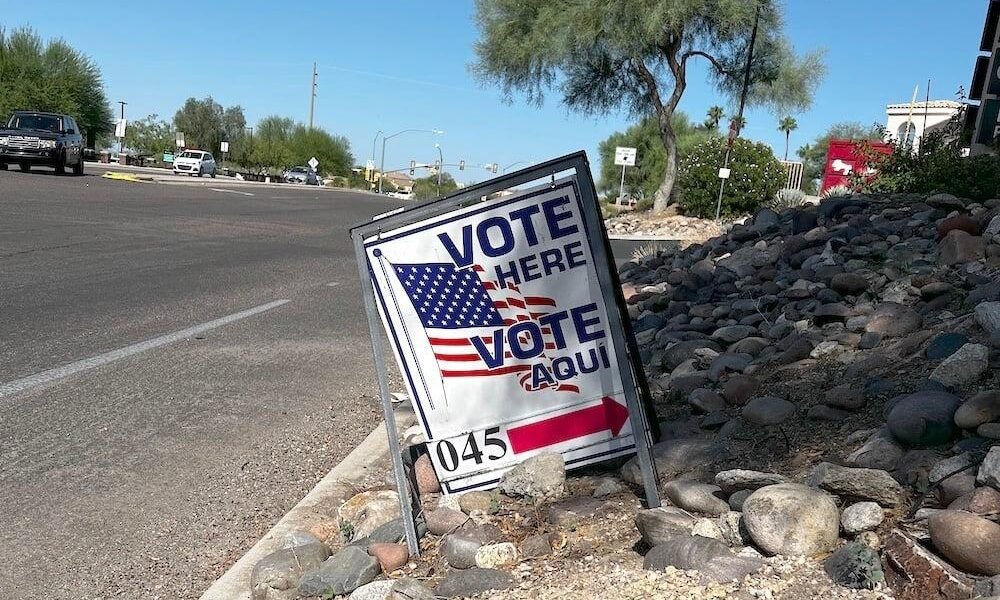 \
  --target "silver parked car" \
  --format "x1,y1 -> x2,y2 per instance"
283,166 -> 318,185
